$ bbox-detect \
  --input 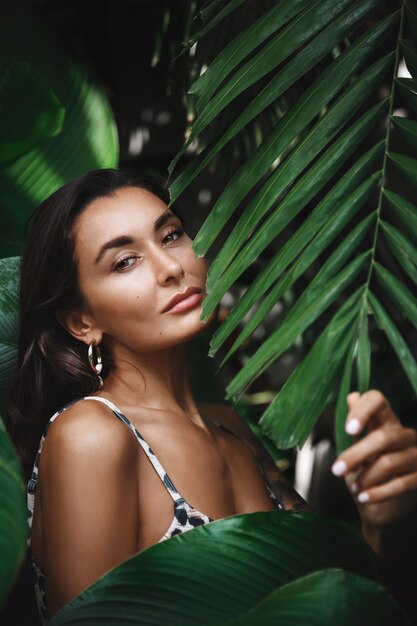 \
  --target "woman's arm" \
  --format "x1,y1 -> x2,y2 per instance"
38,402 -> 140,619
331,390 -> 417,555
